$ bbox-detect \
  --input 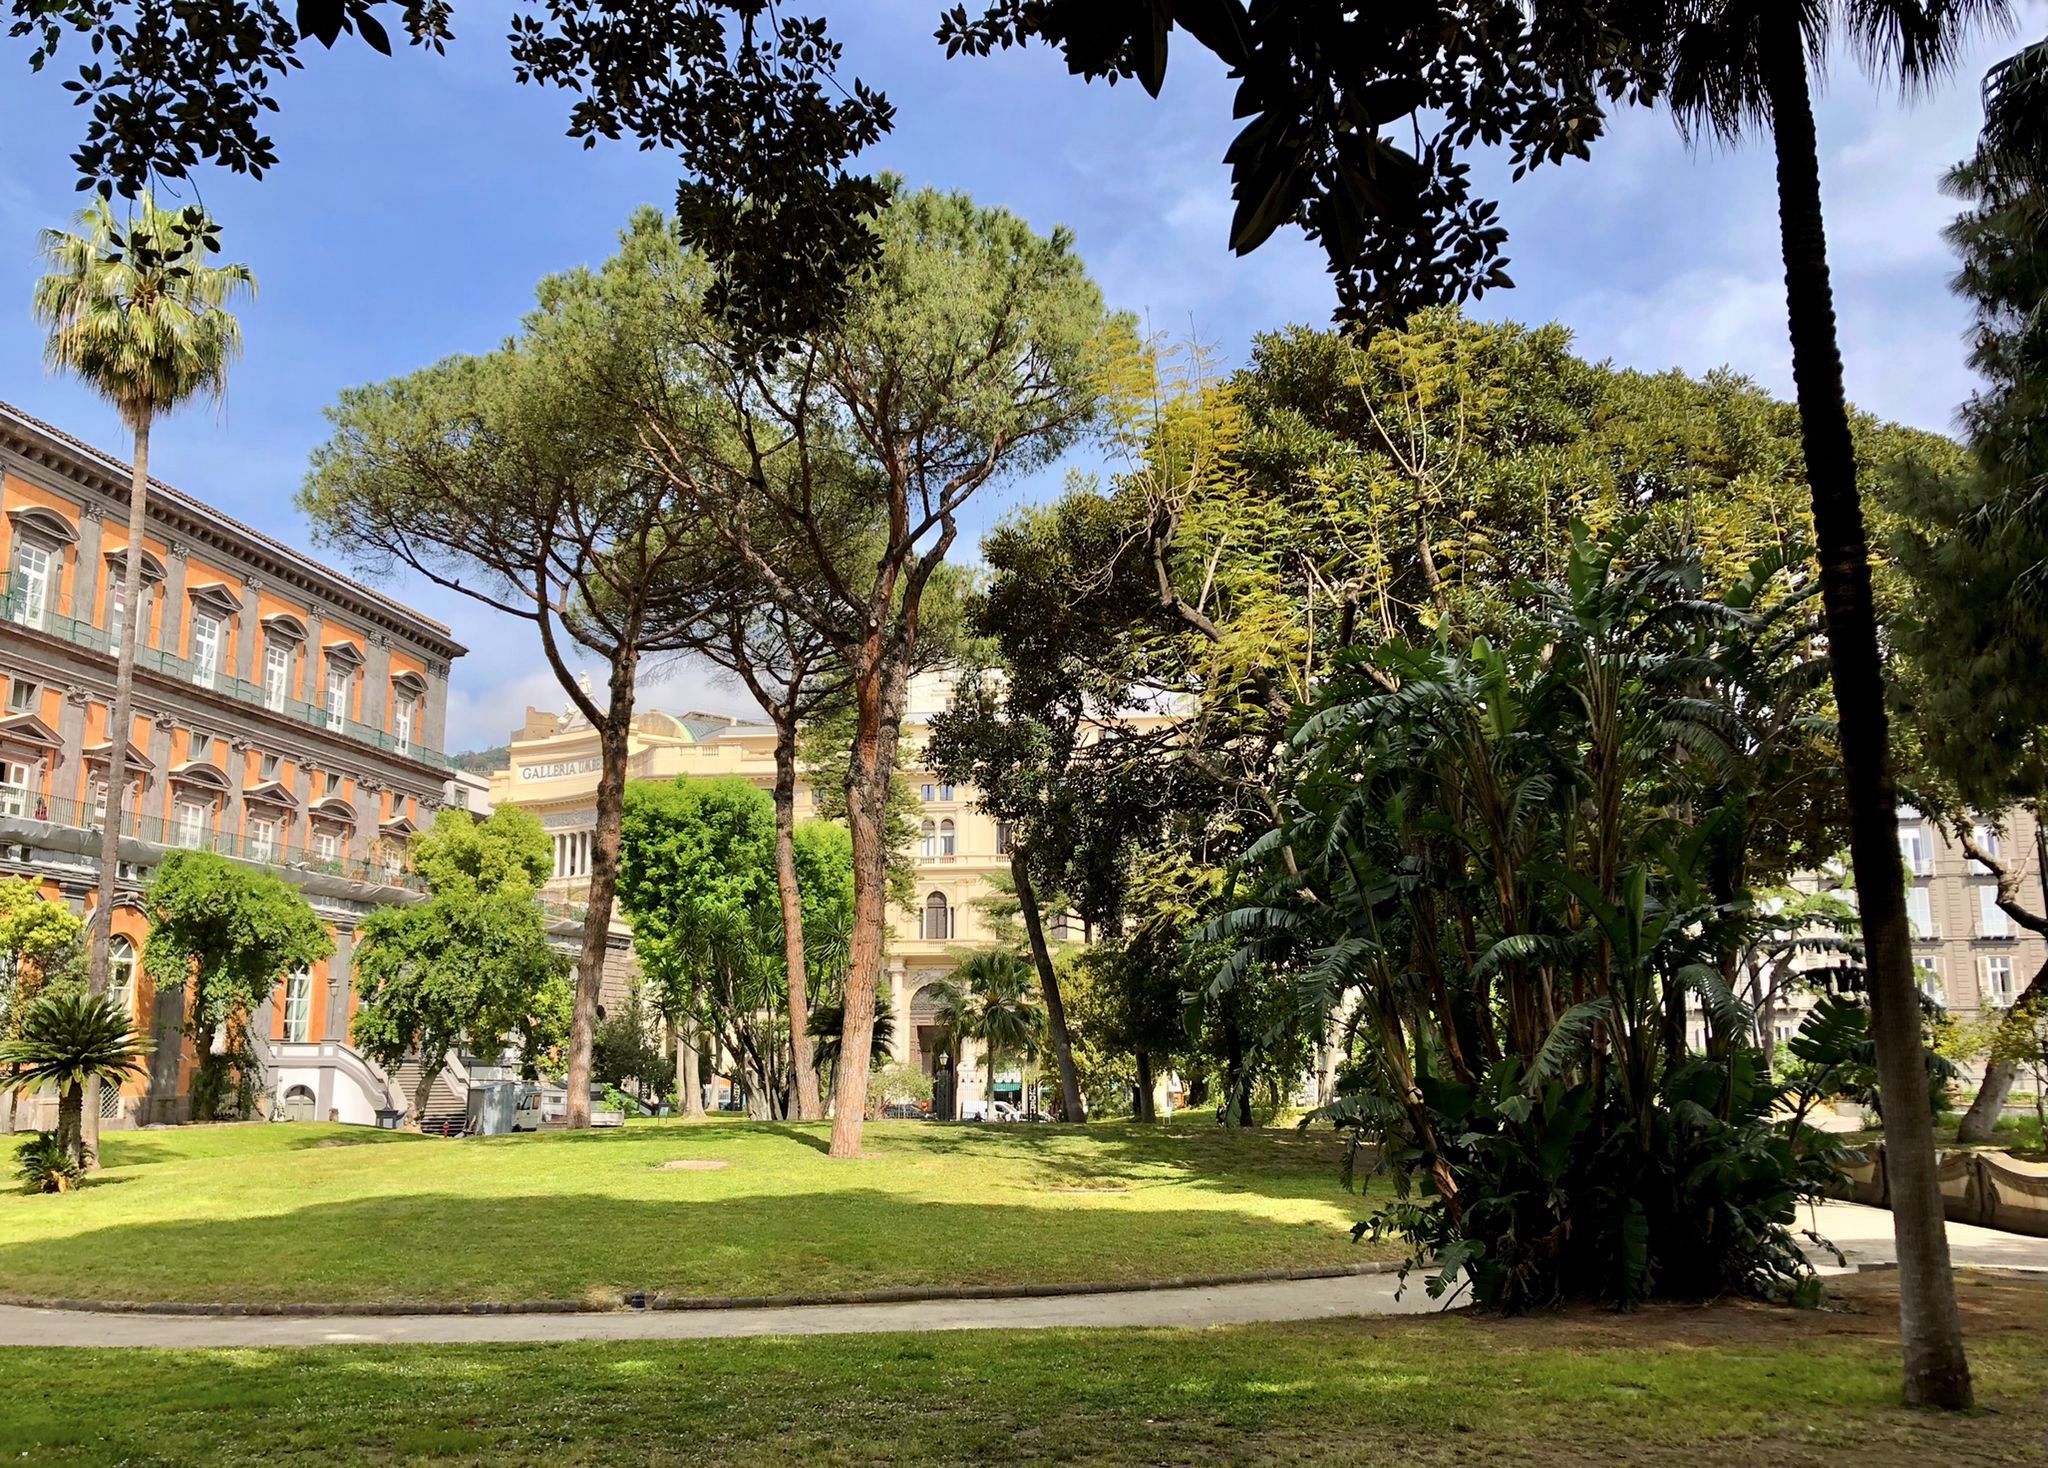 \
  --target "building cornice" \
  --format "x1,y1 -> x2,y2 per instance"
0,401 -> 467,662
